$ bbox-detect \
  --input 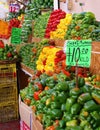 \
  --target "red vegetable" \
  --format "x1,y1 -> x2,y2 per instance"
34,90 -> 42,100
